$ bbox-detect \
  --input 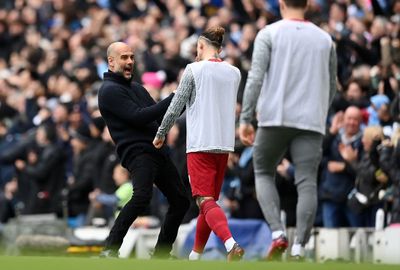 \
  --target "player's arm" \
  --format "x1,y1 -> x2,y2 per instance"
239,29 -> 271,146
154,66 -> 195,143
240,28 -> 272,124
